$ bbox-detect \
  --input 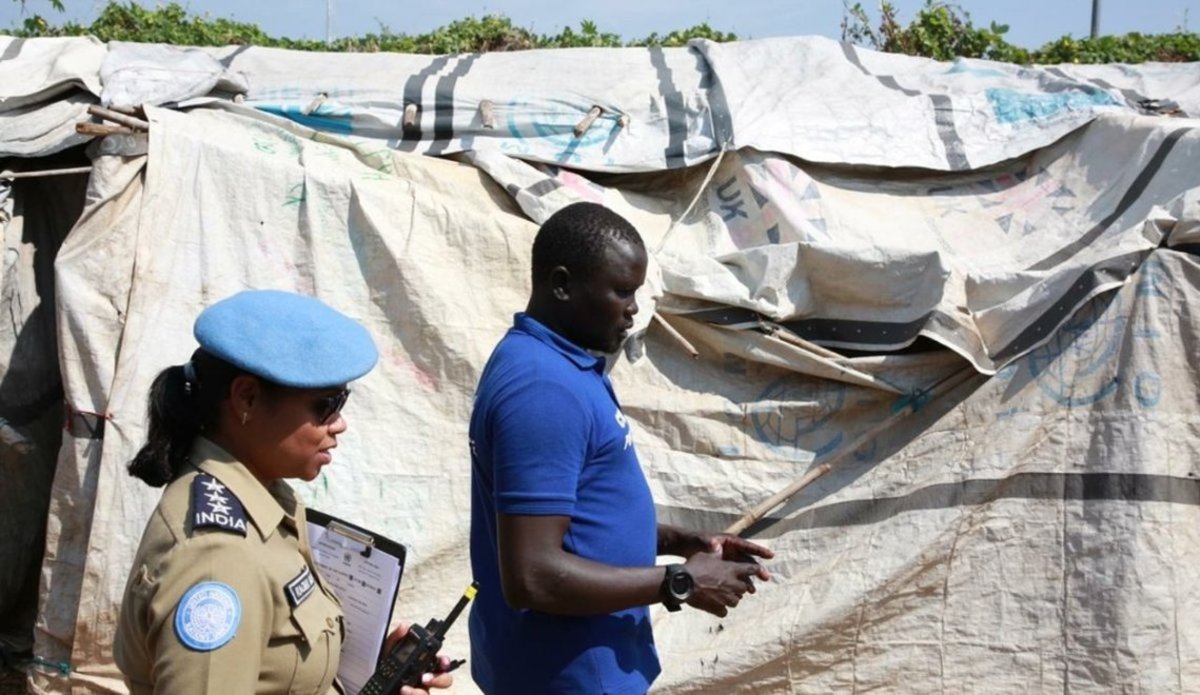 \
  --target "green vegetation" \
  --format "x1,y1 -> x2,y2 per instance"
5,0 -> 1199,63
842,1 -> 1199,63
6,2 -> 734,51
